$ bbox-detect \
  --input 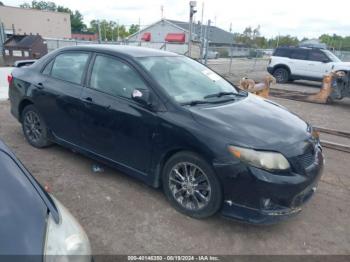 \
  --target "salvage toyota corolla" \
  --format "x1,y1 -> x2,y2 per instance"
9,45 -> 324,224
